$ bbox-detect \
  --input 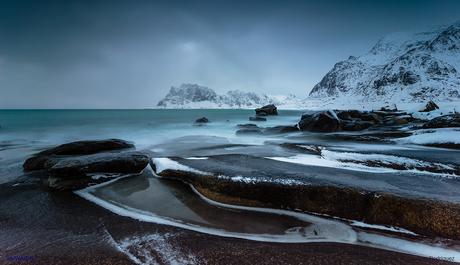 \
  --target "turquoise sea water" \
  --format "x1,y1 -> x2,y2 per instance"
0,109 -> 304,183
